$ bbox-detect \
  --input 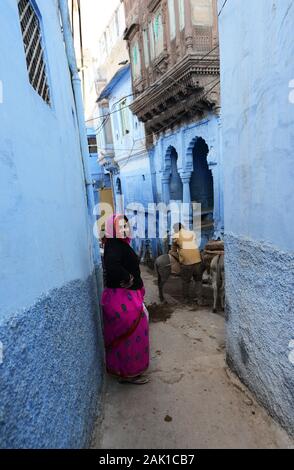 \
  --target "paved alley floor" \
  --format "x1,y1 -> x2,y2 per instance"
93,267 -> 293,449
